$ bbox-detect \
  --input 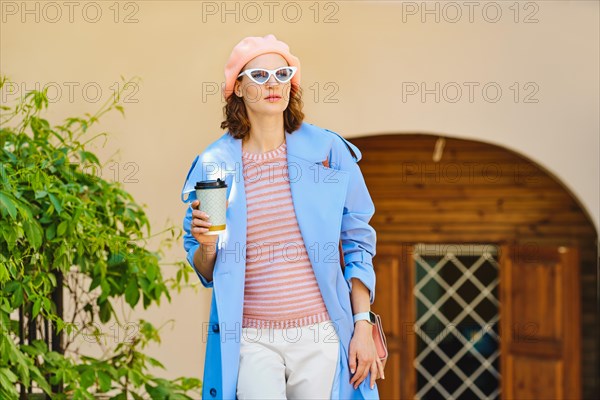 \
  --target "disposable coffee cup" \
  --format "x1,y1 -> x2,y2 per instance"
194,178 -> 228,235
